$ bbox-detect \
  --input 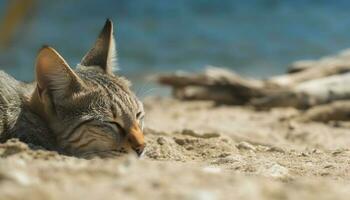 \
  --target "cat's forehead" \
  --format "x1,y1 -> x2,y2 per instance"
76,68 -> 141,114
77,67 -> 131,89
